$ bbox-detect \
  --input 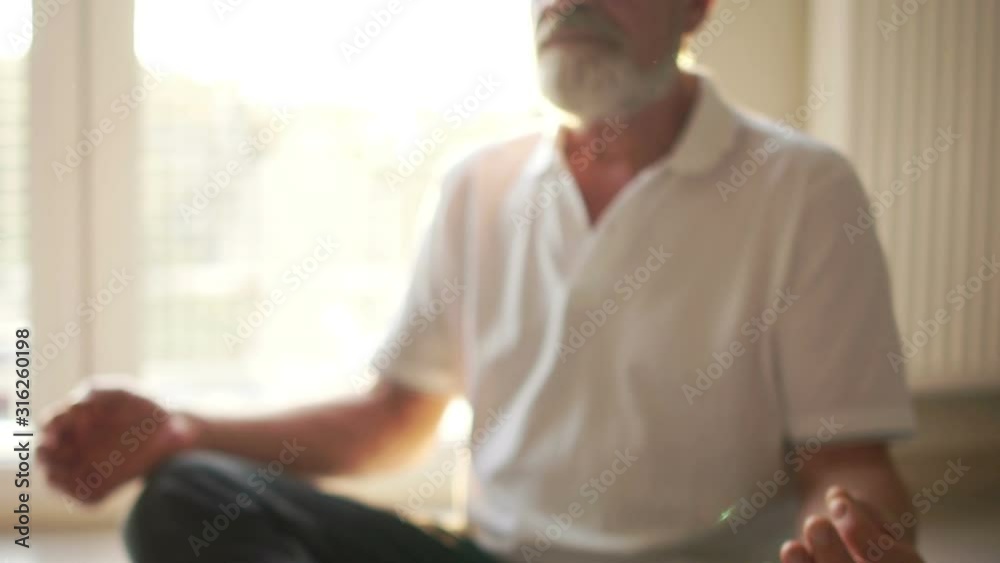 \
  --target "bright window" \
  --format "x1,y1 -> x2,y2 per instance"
133,0 -> 545,433
0,0 -> 32,421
